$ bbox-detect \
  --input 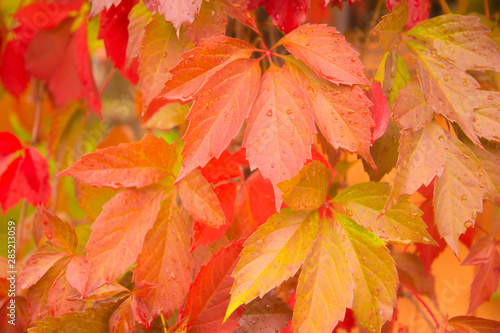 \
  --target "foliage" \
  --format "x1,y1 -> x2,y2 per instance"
1,0 -> 500,332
